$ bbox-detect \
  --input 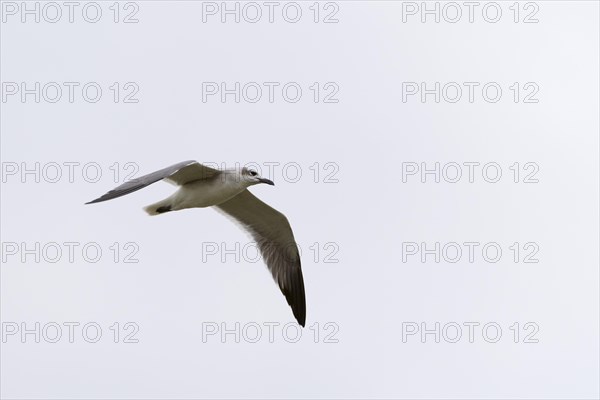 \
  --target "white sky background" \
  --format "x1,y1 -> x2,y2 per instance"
1,1 -> 599,399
